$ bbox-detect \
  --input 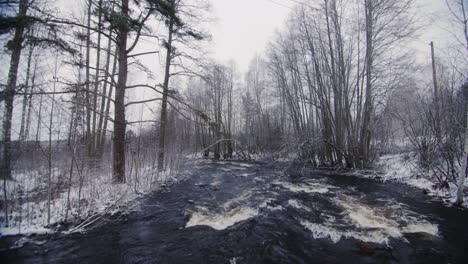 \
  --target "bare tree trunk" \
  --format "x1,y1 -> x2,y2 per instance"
100,52 -> 117,153
456,83 -> 468,206
91,0 -> 103,155
97,20 -> 114,156
1,0 -> 27,180
24,60 -> 37,141
47,57 -> 58,225
113,0 -> 129,183
85,0 -> 92,157
430,41 -> 443,143
35,94 -> 43,143
19,43 -> 35,142
225,66 -> 233,158
360,0 -> 374,167
157,15 -> 174,172
65,71 -> 81,222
